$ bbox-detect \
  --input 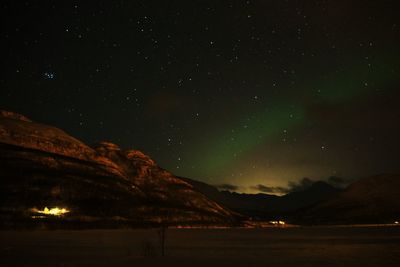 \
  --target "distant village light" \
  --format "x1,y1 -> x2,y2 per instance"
269,220 -> 286,226
33,207 -> 70,216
